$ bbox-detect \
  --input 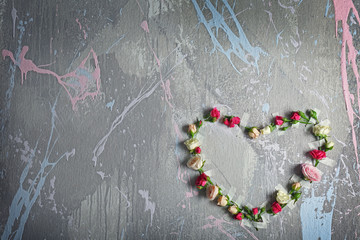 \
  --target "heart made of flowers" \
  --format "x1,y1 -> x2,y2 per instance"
184,107 -> 334,230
